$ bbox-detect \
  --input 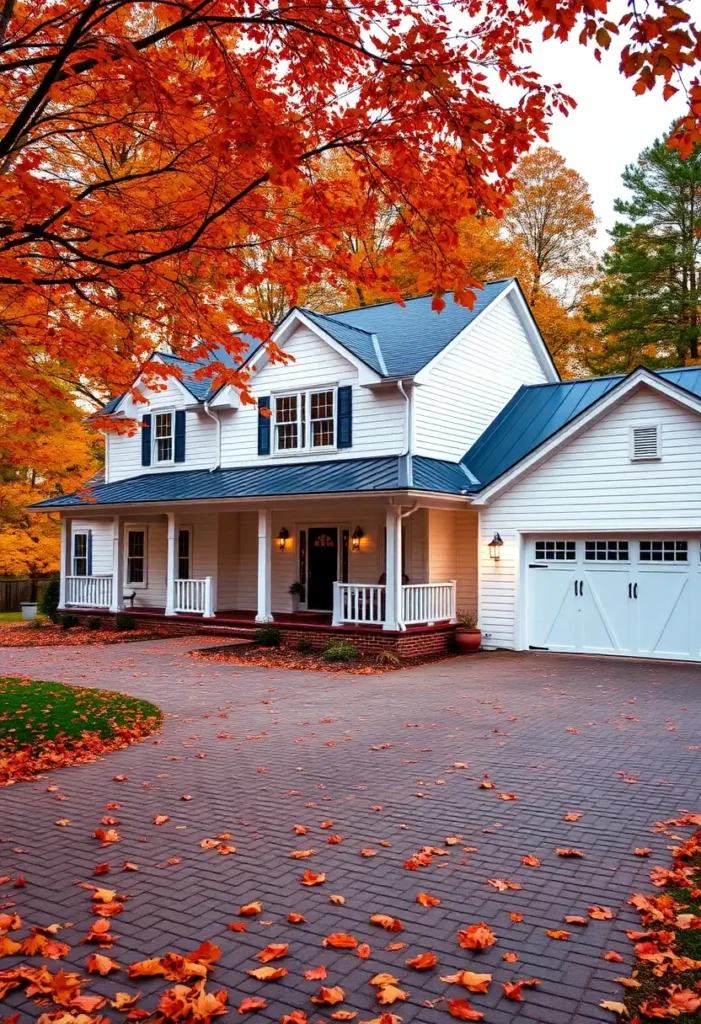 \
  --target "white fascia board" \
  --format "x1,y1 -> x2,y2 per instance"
413,281 -> 559,386
472,369 -> 701,505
